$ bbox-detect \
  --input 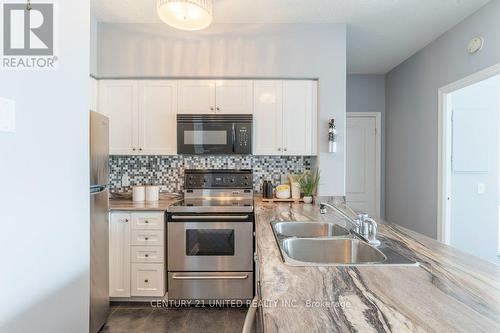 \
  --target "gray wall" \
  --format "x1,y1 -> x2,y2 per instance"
386,0 -> 500,238
0,0 -> 90,332
96,23 -> 347,196
347,74 -> 386,217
